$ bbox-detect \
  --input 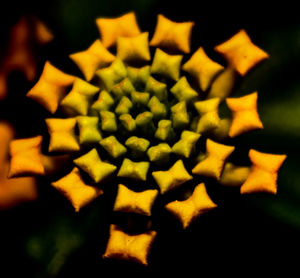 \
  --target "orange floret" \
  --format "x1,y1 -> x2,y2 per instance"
46,118 -> 80,152
192,139 -> 235,179
52,167 -> 103,212
240,150 -> 287,194
69,39 -> 115,81
27,61 -> 75,113
214,29 -> 269,76
182,47 -> 224,91
165,183 -> 217,229
96,12 -> 141,48
150,14 -> 194,53
116,32 -> 151,63
113,184 -> 158,216
8,135 -> 45,178
226,92 -> 263,137
103,224 -> 157,266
